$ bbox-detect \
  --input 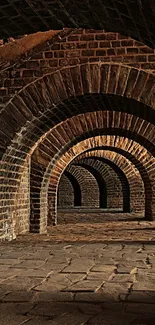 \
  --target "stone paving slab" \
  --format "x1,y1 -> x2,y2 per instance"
63,279 -> 104,292
0,276 -> 43,291
62,258 -> 95,273
32,291 -> 74,302
12,259 -> 46,269
35,274 -> 71,292
91,264 -> 116,272
86,271 -> 111,281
